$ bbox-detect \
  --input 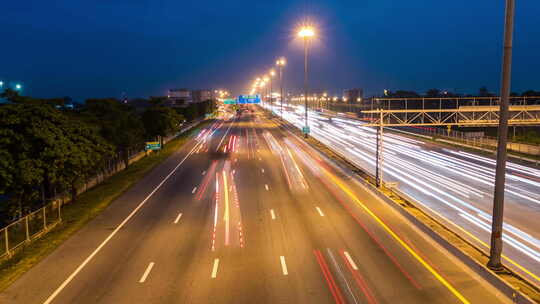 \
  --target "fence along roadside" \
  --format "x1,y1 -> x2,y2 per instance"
0,119 -> 204,261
